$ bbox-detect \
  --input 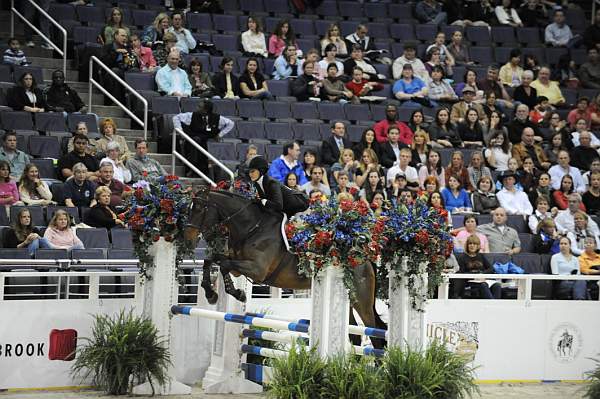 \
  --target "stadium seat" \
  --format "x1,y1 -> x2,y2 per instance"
237,100 -> 265,119
292,122 -> 322,141
266,144 -> 282,162
49,3 -> 77,21
264,0 -> 290,14
415,24 -> 438,43
517,27 -> 542,47
338,1 -> 363,18
264,100 -> 291,119
110,228 -> 133,249
544,47 -> 568,67
346,124 -> 364,143
72,248 -> 106,259
364,2 -> 388,19
483,253 -> 510,266
35,249 -> 68,259
0,64 -> 12,83
470,47 -> 494,65
107,249 -> 136,259
10,206 -> 44,226
213,34 -> 240,52
125,72 -> 156,91
236,121 -> 266,140
213,14 -> 239,33
296,38 -> 317,53
152,96 -> 181,115
0,248 -> 31,259
315,1 -> 338,17
291,102 -> 319,120
28,136 -> 61,159
76,5 -> 105,24
46,206 -> 80,224
265,121 -> 293,141
465,26 -> 491,46
239,0 -> 265,12
318,103 -> 345,121
491,26 -> 517,46
68,113 -> 99,133
31,158 -> 57,180
180,97 -> 202,113
512,253 -> 542,274
186,13 -> 214,32
494,47 -> 512,65
518,233 -> 533,253
344,103 -> 371,122
208,142 -> 237,161
1,111 -> 34,131
370,104 -> 387,121
73,26 -> 102,45
212,99 -> 237,117
389,3 -> 413,18
389,24 -> 415,42
290,19 -> 315,38
0,210 -> 9,226
76,228 -> 110,249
